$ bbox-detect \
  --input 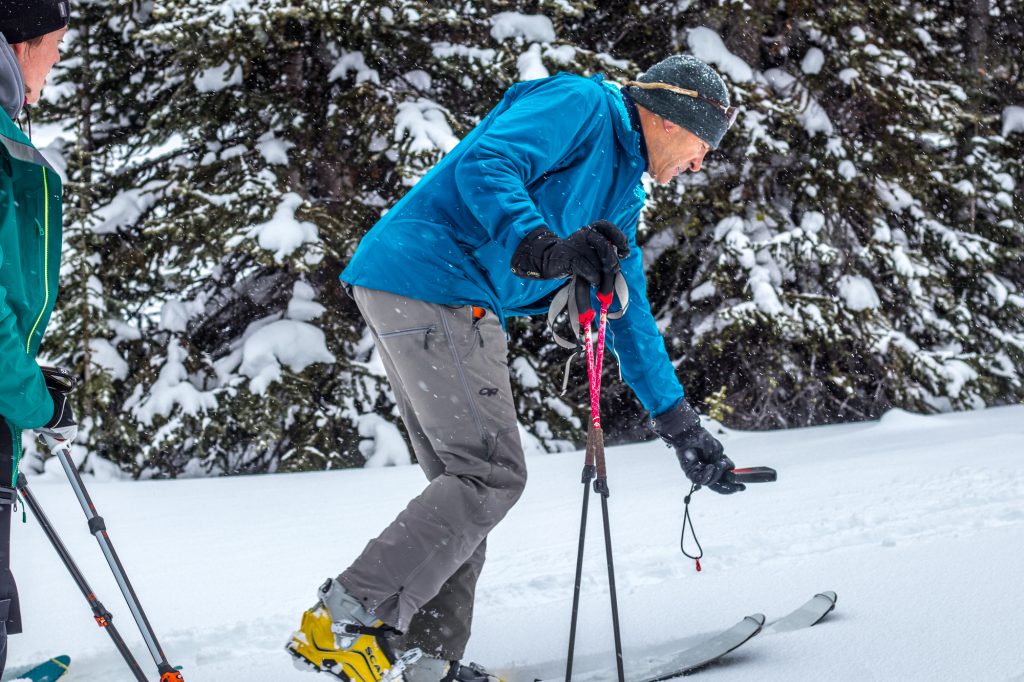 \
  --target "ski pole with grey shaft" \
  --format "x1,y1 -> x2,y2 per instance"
40,439 -> 184,682
13,474 -> 148,682
566,276 -> 625,682
39,366 -> 184,682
